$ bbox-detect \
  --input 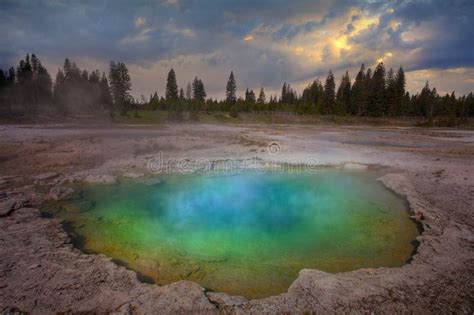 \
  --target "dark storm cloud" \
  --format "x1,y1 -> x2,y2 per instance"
393,1 -> 469,66
0,0 -> 473,96
349,0 -> 474,72
0,1 -> 130,63
0,0 -> 340,63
